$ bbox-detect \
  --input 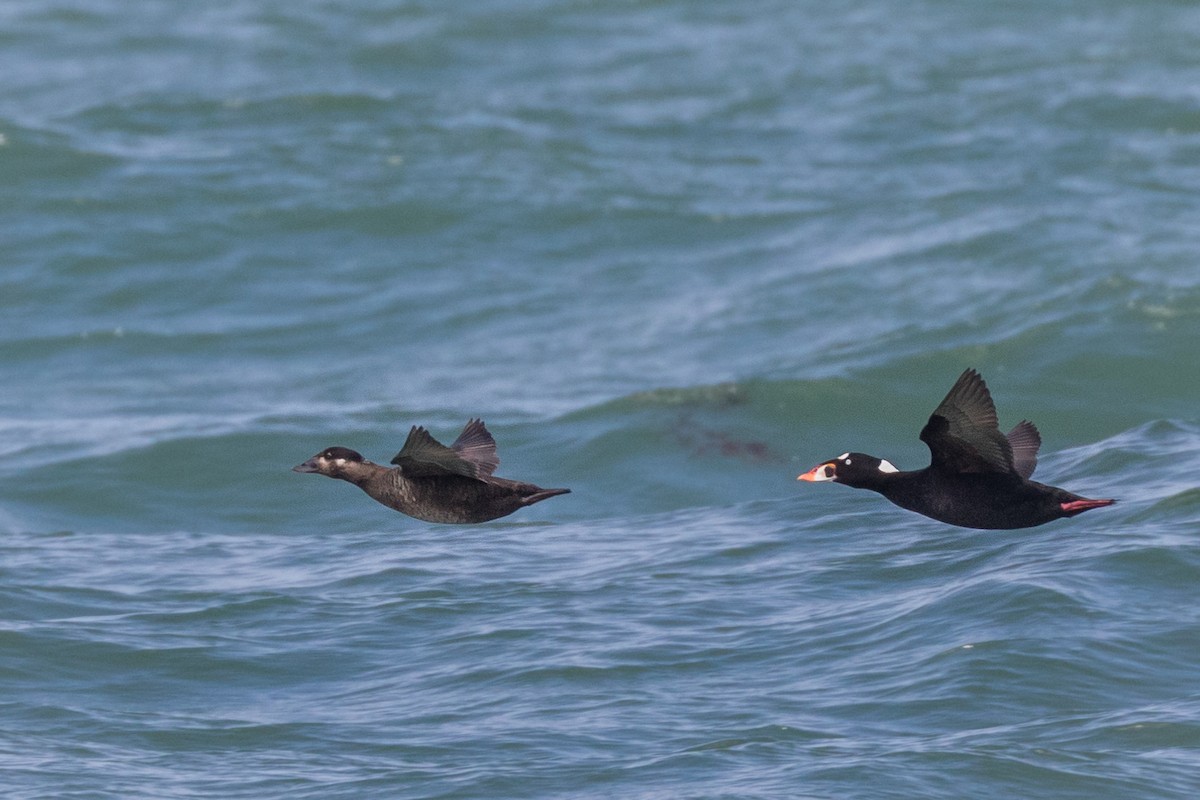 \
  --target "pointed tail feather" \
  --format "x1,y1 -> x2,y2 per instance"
521,487 -> 571,507
1060,498 -> 1115,516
